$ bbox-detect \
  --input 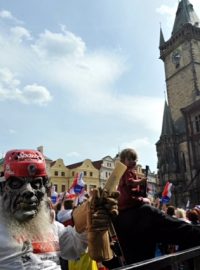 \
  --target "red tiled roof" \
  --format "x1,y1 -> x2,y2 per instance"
50,161 -> 56,167
92,160 -> 102,170
66,159 -> 103,170
66,161 -> 83,169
